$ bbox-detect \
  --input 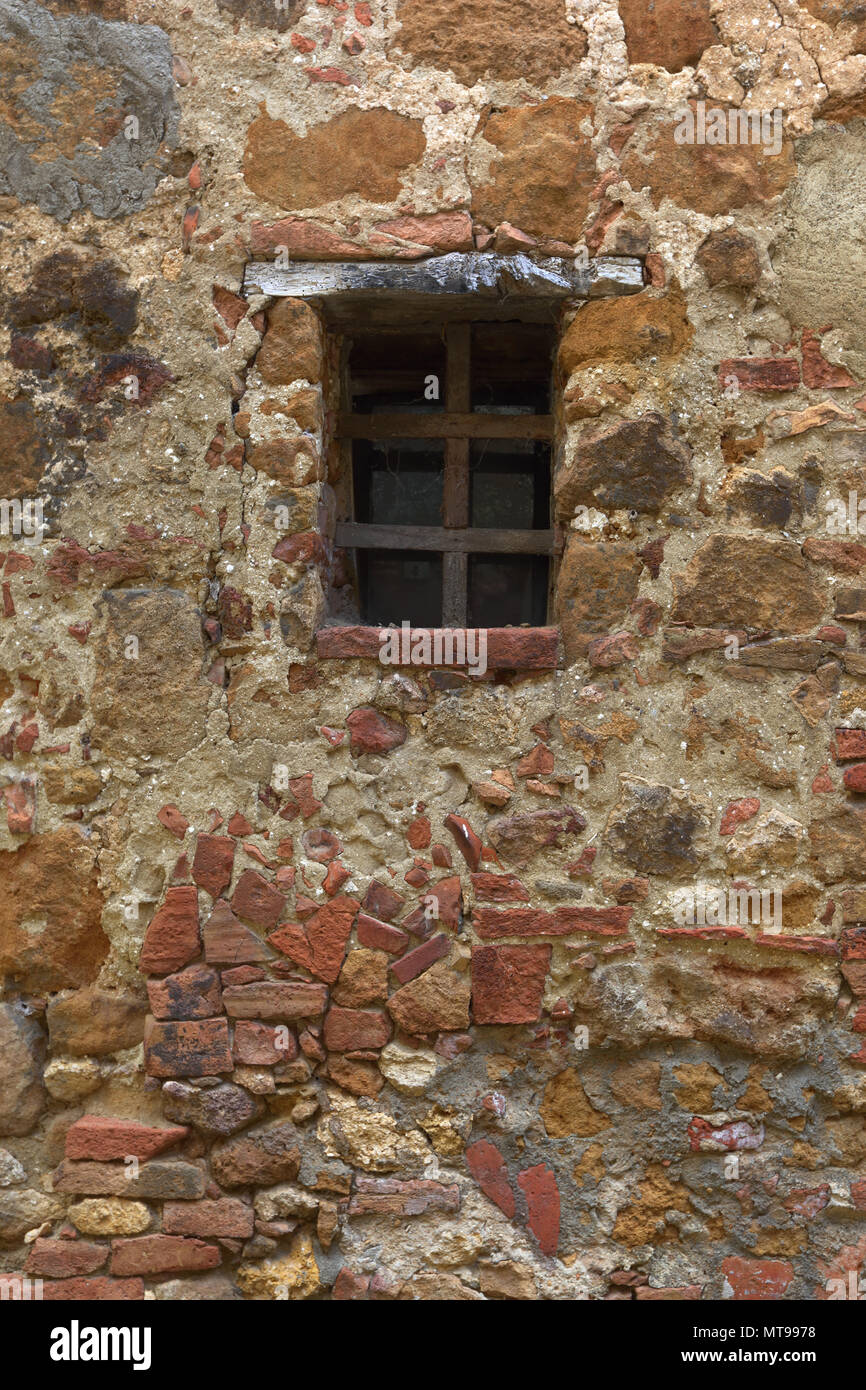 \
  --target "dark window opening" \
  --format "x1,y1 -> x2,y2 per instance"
337,320 -> 556,628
